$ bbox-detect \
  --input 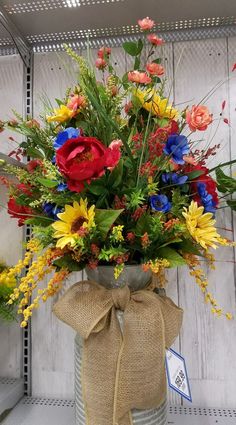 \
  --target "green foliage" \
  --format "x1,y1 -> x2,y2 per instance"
123,40 -> 143,57
95,209 -> 123,239
216,168 -> 236,194
36,178 -> 58,188
171,189 -> 189,218
53,254 -> 83,272
156,247 -> 186,268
